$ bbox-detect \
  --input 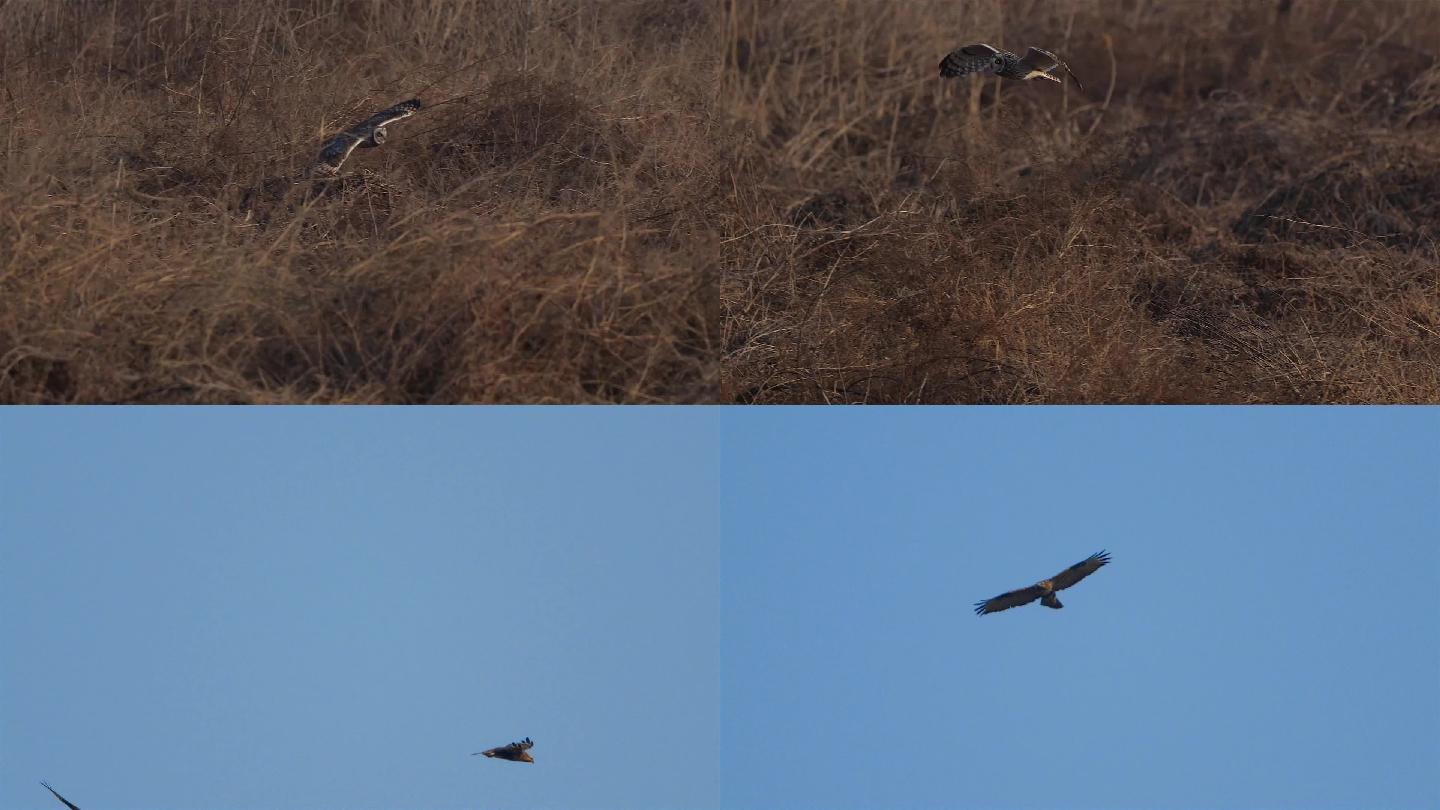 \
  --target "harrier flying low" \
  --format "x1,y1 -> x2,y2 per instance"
973,550 -> 1110,615
473,737 -> 535,762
